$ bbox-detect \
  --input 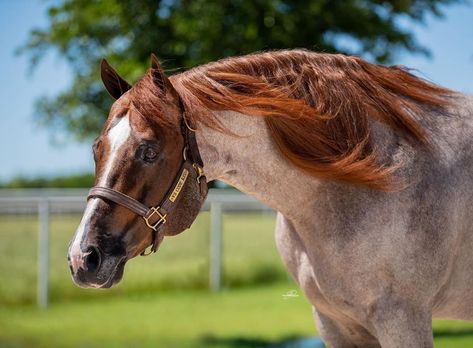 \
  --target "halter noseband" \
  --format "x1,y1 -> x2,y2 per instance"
87,107 -> 207,256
